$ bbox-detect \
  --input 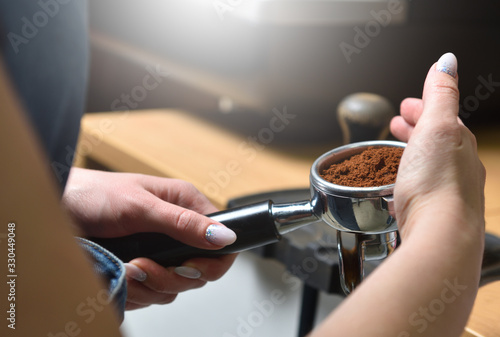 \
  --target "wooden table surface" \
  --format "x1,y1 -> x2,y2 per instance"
76,110 -> 322,209
76,109 -> 500,336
